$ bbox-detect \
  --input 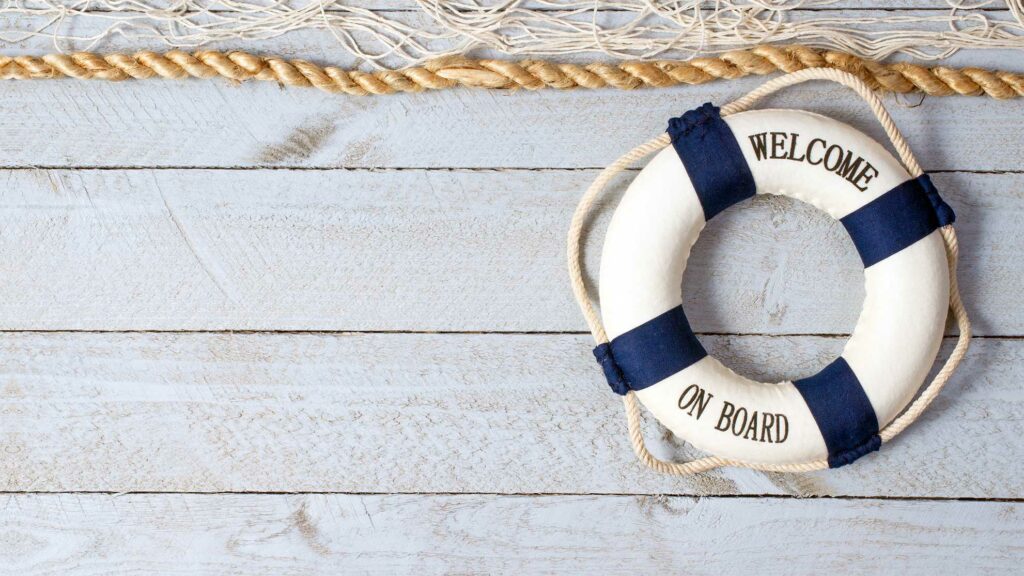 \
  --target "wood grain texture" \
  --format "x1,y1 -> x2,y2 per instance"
3,74 -> 1020,170
1,494 -> 1021,575
2,5 -> 1022,570
0,169 -> 1015,334
0,14 -> 1022,171
0,332 -> 1017,497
